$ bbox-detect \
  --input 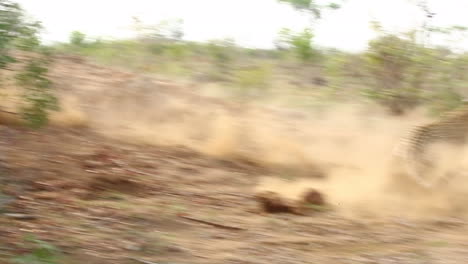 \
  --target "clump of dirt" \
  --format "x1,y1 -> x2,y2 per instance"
255,188 -> 327,215
301,188 -> 326,206
255,191 -> 305,215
